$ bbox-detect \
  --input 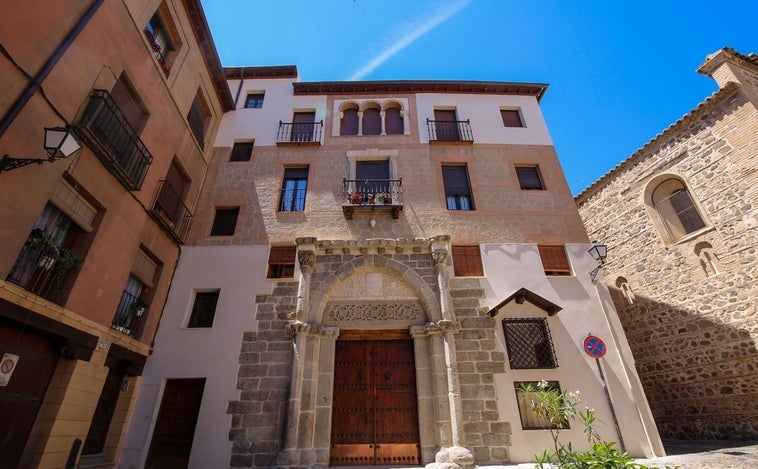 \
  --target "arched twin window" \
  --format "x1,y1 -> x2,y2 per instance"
646,176 -> 707,244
